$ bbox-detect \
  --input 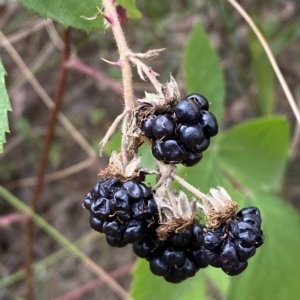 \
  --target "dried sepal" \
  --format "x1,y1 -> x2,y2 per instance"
131,48 -> 166,60
154,186 -> 198,239
160,75 -> 180,106
131,75 -> 180,135
138,75 -> 180,107
156,216 -> 194,240
196,187 -> 238,229
98,151 -> 154,182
